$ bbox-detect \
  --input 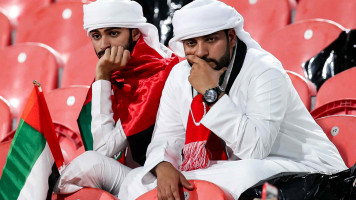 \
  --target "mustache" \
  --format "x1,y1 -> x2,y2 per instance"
97,49 -> 107,59
188,57 -> 223,70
